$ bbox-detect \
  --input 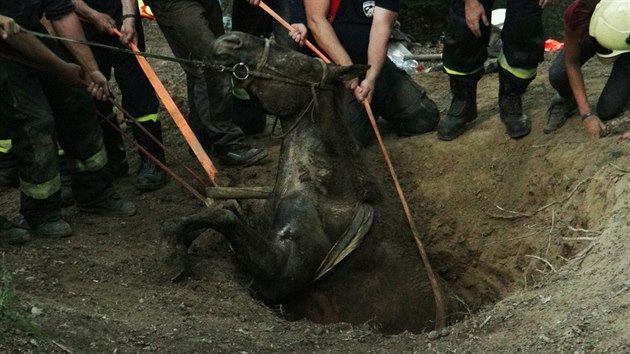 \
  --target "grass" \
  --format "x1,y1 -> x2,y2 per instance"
0,253 -> 42,342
